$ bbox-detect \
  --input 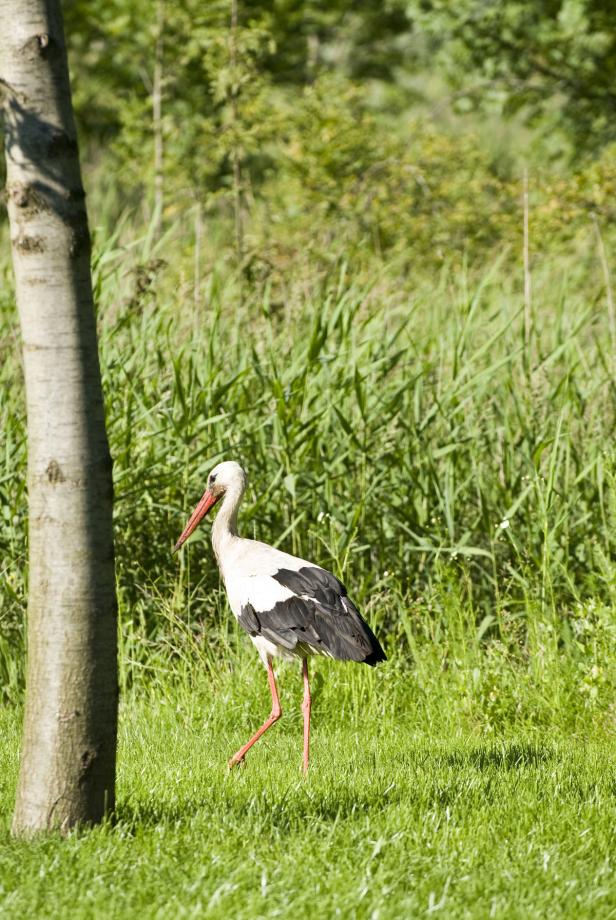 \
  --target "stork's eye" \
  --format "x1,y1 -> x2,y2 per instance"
209,473 -> 217,488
